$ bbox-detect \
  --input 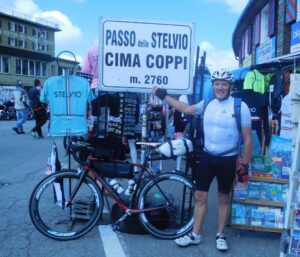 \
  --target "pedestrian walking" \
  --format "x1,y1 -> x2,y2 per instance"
12,80 -> 29,134
28,79 -> 48,138
153,68 -> 252,251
